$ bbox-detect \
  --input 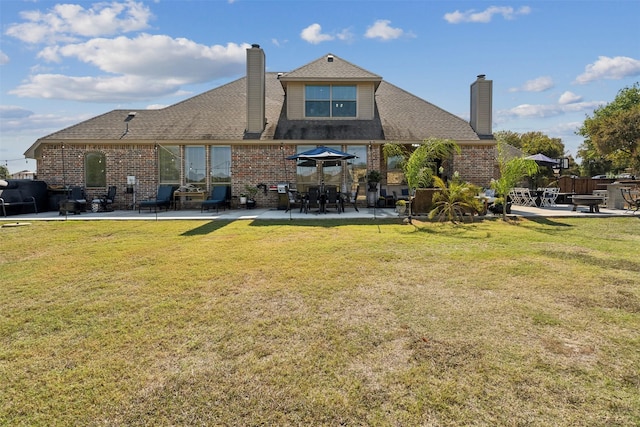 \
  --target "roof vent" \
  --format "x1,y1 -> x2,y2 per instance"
277,72 -> 283,79
125,112 -> 136,121
327,54 -> 334,62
